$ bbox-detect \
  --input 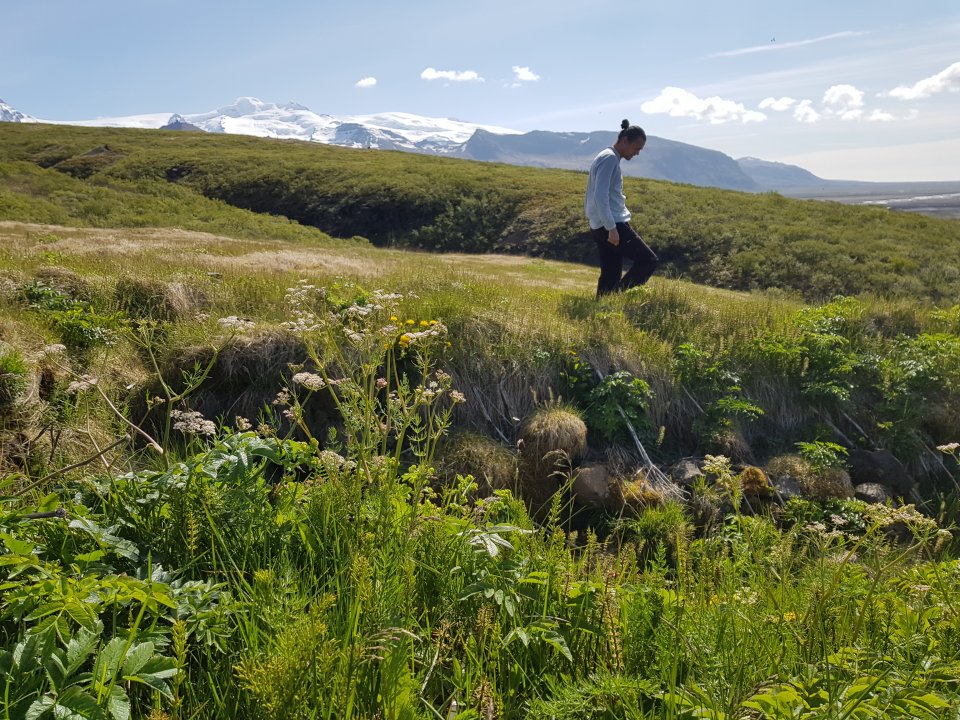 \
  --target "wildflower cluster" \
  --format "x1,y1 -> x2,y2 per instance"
398,319 -> 448,350
171,409 -> 217,436
218,316 -> 256,332
65,374 -> 98,395
292,372 -> 326,391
